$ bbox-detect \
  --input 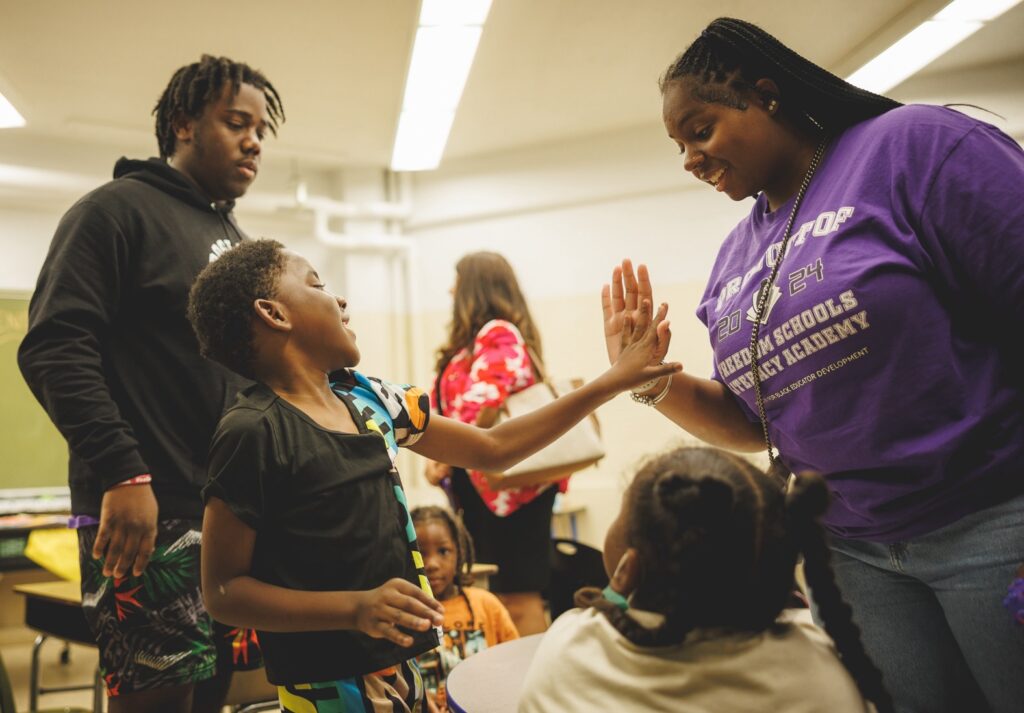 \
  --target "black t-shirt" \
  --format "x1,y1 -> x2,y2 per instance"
202,372 -> 437,684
